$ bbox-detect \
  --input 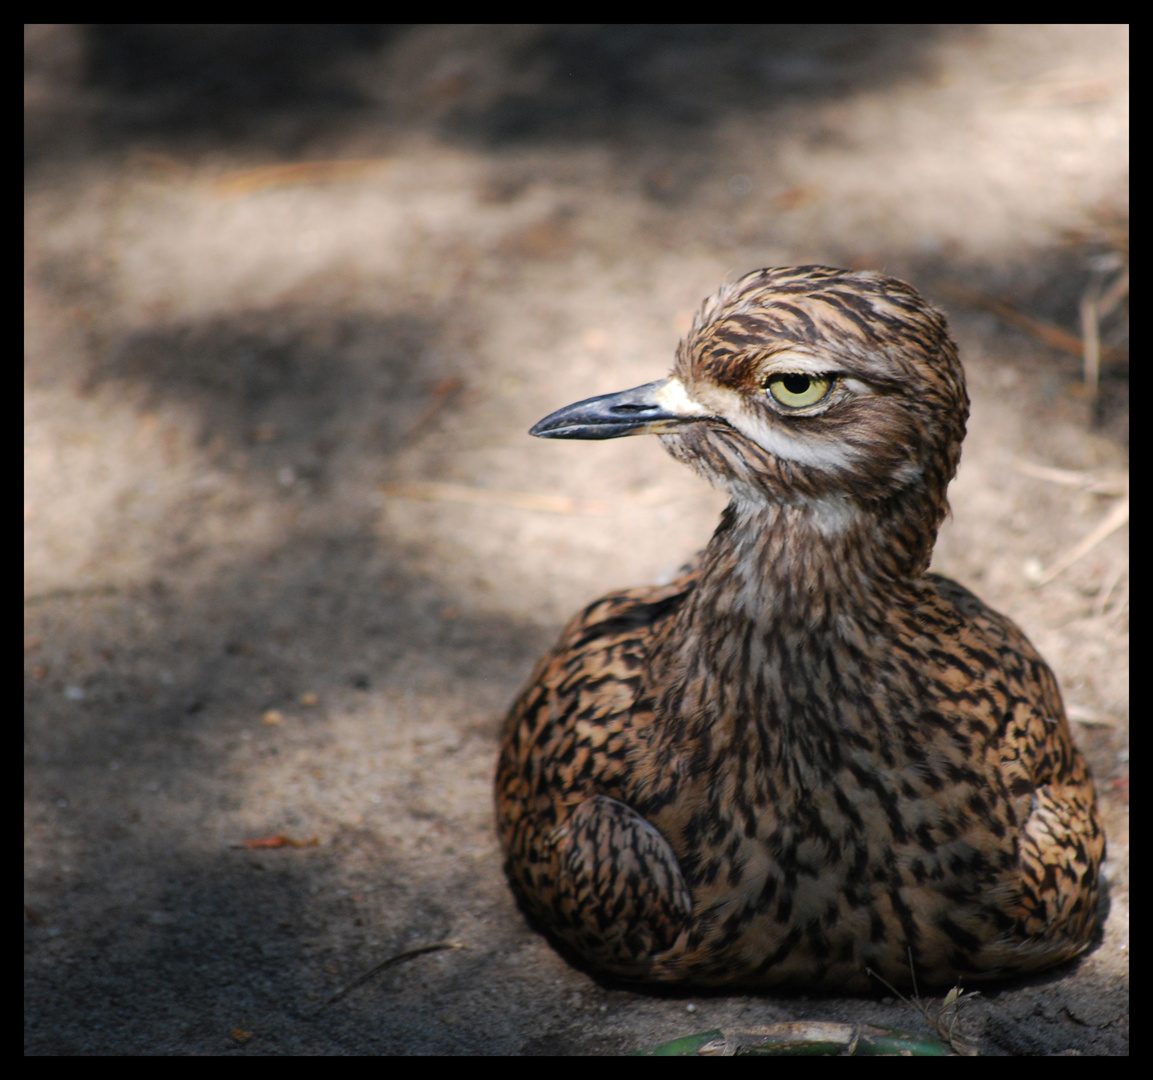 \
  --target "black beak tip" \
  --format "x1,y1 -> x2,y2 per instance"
526,380 -> 690,441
